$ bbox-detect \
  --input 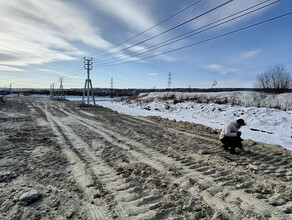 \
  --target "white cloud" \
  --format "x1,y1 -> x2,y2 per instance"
39,69 -> 57,73
86,0 -> 177,63
0,65 -> 24,72
68,76 -> 83,79
205,64 -> 240,74
88,0 -> 157,33
0,0 -> 113,71
148,72 -> 159,76
240,49 -> 261,59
